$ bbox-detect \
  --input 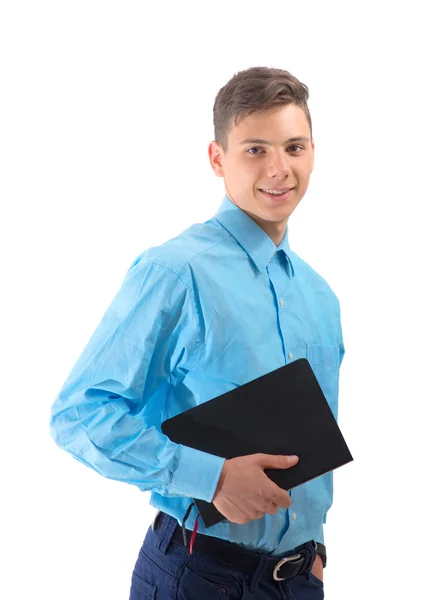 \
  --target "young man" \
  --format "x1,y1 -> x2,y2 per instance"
50,66 -> 345,599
